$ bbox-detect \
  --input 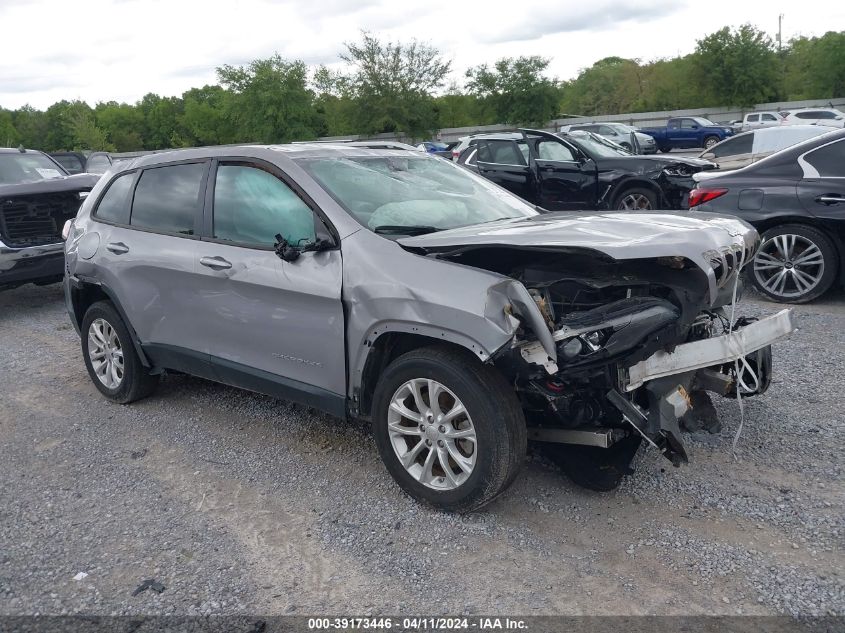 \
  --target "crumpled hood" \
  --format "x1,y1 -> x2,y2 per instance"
398,211 -> 759,304
0,173 -> 100,199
